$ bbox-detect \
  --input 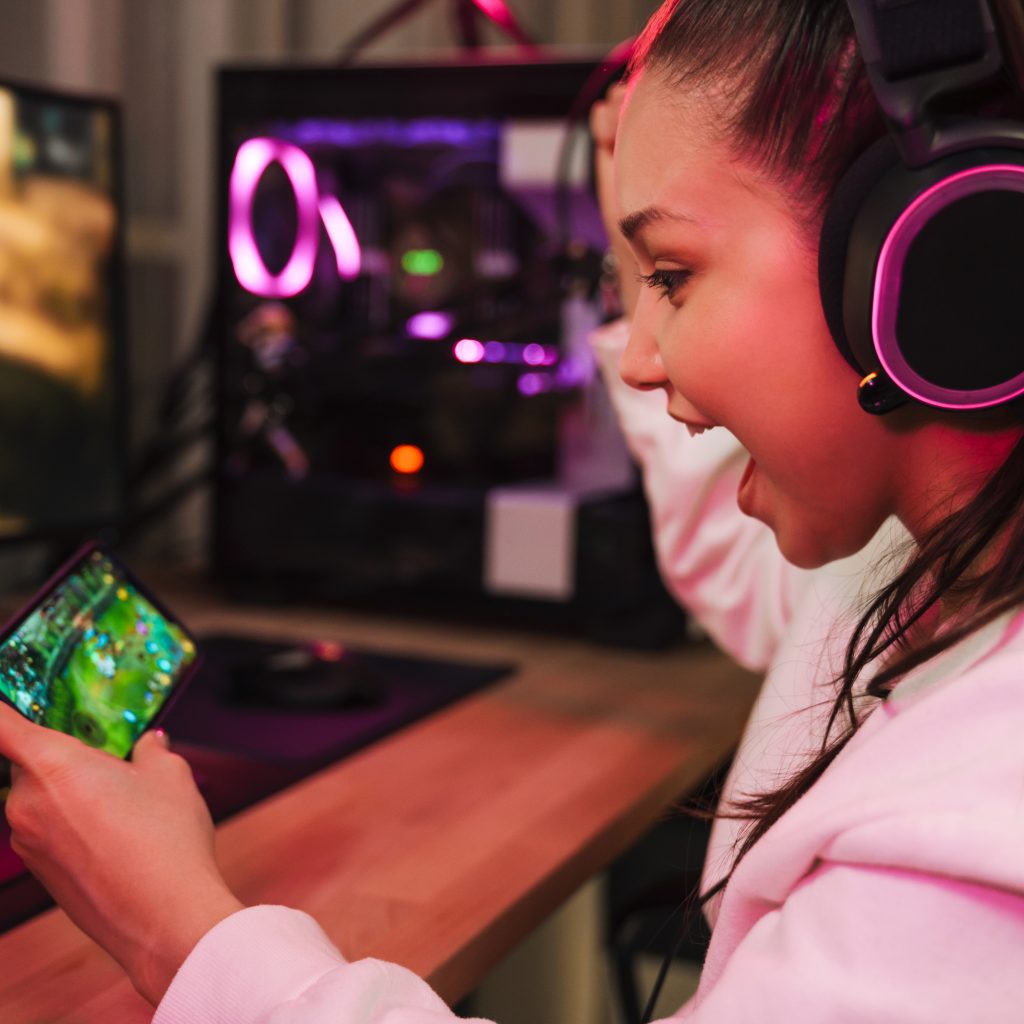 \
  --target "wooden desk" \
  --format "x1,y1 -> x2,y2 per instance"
0,588 -> 759,1023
